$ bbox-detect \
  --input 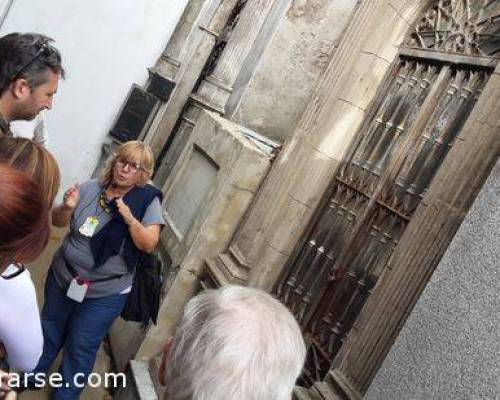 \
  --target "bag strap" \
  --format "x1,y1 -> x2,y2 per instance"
63,254 -> 124,283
